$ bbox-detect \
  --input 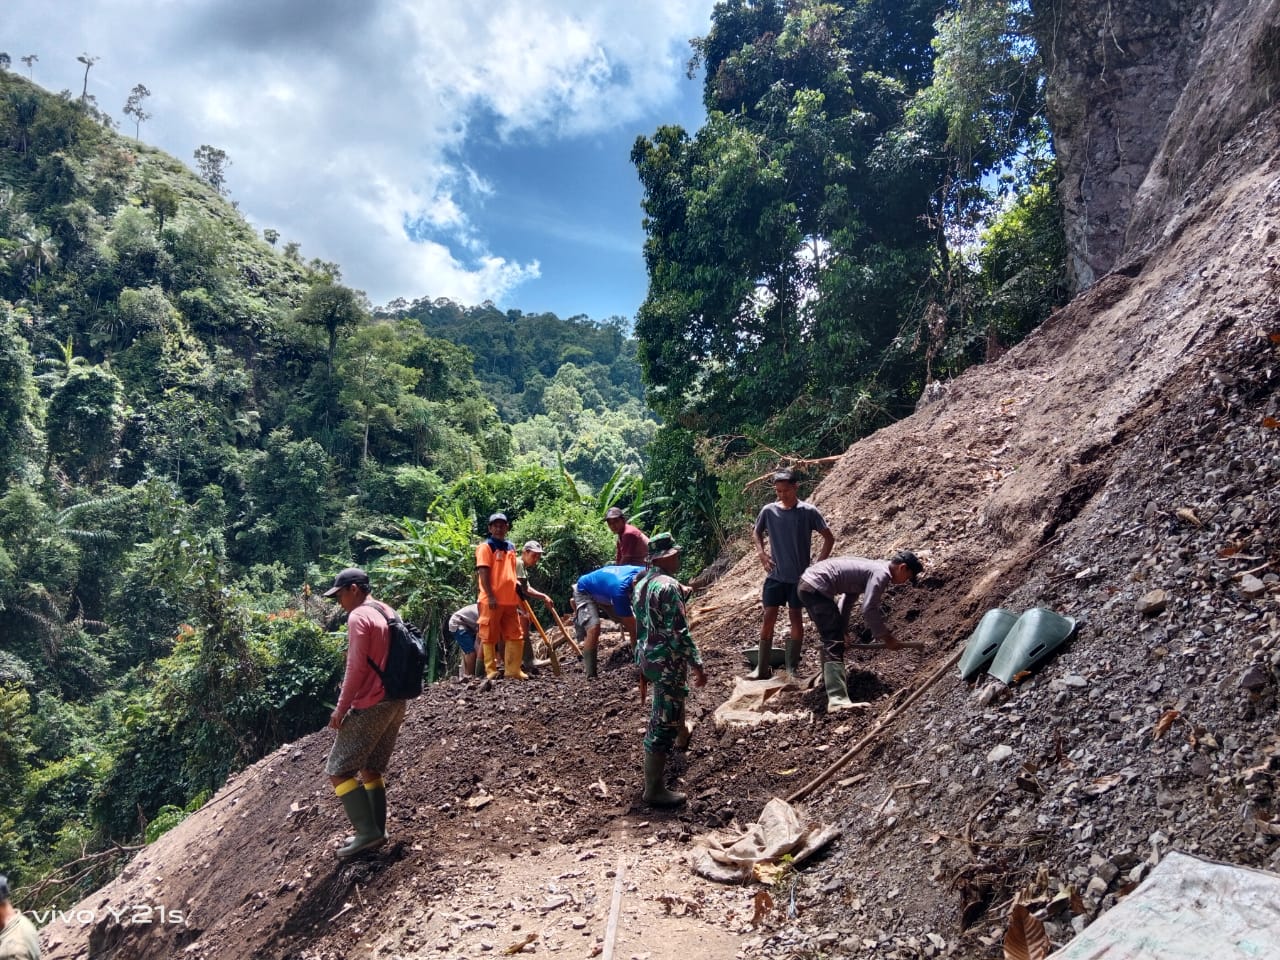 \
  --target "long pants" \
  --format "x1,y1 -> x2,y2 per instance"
799,587 -> 853,661
644,672 -> 688,754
